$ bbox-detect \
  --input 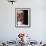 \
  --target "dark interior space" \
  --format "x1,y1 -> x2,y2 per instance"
23,10 -> 28,25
